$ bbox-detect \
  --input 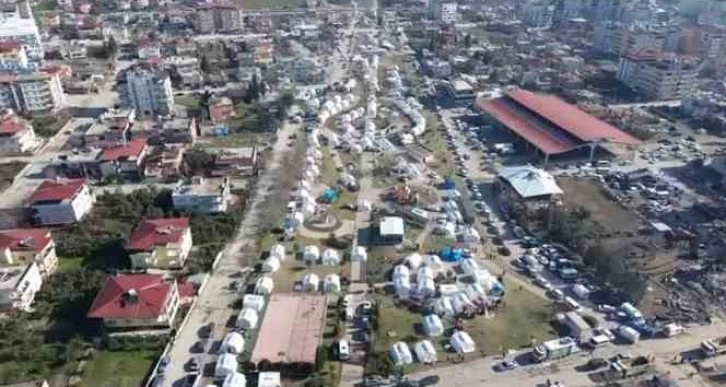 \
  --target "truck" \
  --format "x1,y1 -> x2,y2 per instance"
532,337 -> 580,362
700,337 -> 726,357
618,326 -> 640,344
